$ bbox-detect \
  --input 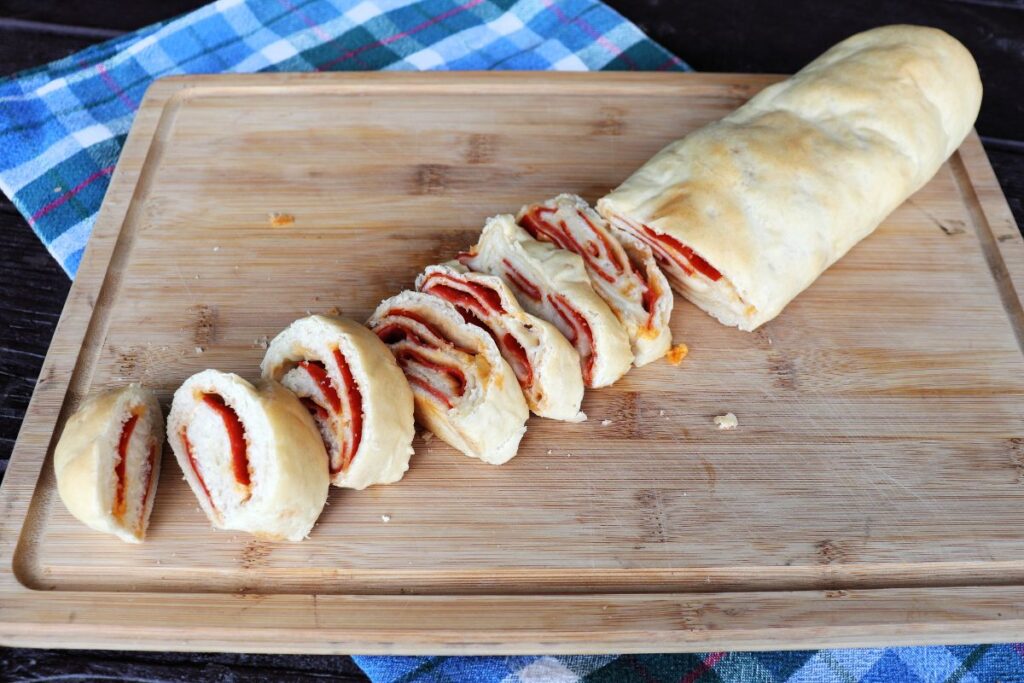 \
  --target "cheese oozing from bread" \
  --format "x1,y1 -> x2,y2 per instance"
261,315 -> 415,490
54,383 -> 164,543
368,290 -> 529,465
167,370 -> 329,541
